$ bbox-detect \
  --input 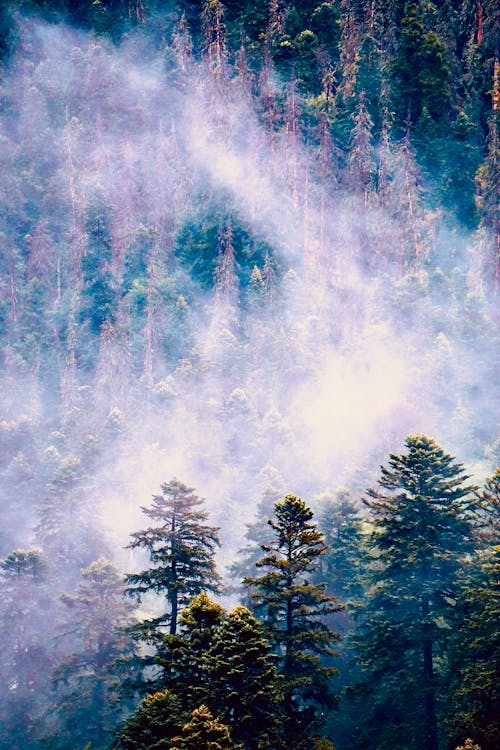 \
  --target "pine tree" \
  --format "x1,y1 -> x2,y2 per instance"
49,558 -> 136,750
314,491 -> 364,750
445,544 -> 499,750
116,690 -> 186,750
348,92 -> 375,192
125,479 -> 221,636
212,219 -> 239,335
35,453 -> 104,575
229,487 -> 282,605
391,3 -> 450,129
476,468 -> 500,543
316,489 -> 364,604
203,604 -> 282,750
0,549 -> 53,750
246,493 -> 341,750
158,591 -> 225,711
352,434 -> 477,750
202,0 -> 228,79
445,469 -> 500,750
